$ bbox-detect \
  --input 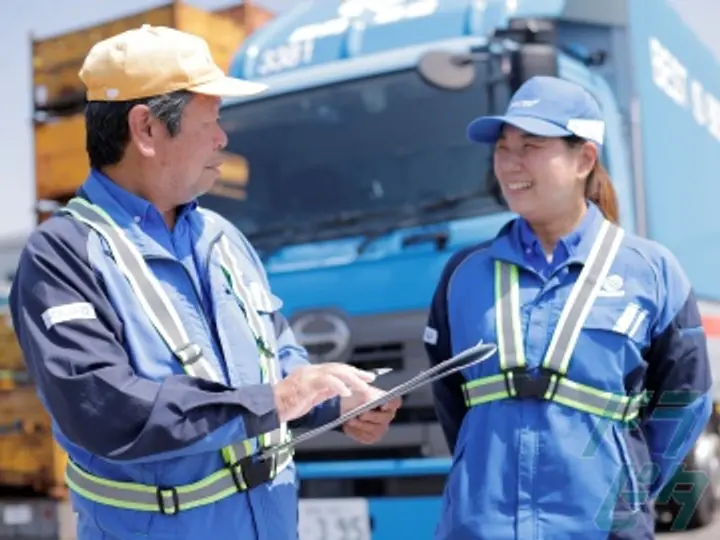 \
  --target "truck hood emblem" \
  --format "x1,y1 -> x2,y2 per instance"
290,312 -> 351,362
